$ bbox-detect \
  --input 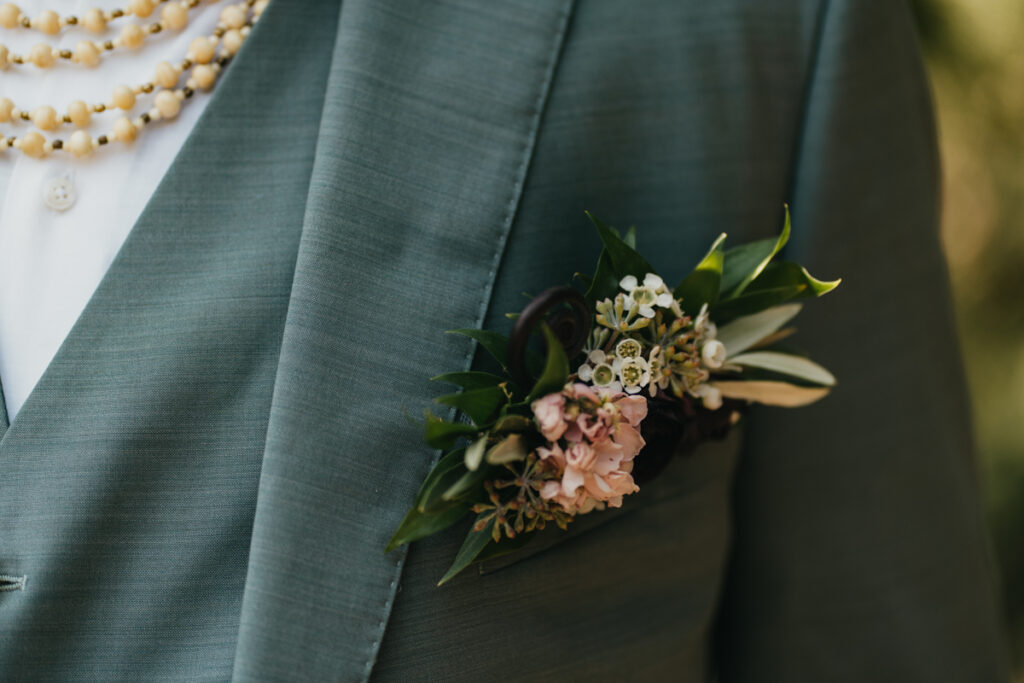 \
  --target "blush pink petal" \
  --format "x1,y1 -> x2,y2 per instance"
571,383 -> 601,404
563,422 -> 583,443
531,393 -> 568,441
605,471 -> 639,497
615,395 -> 648,426
561,465 -> 585,496
585,474 -> 614,498
540,480 -> 562,501
612,423 -> 646,459
536,443 -> 566,467
576,414 -> 610,442
565,442 -> 597,471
